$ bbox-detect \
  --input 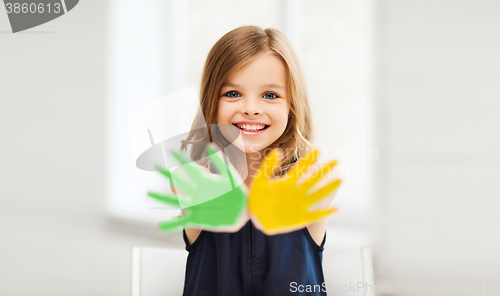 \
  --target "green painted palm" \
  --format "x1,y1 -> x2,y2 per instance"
148,144 -> 248,232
